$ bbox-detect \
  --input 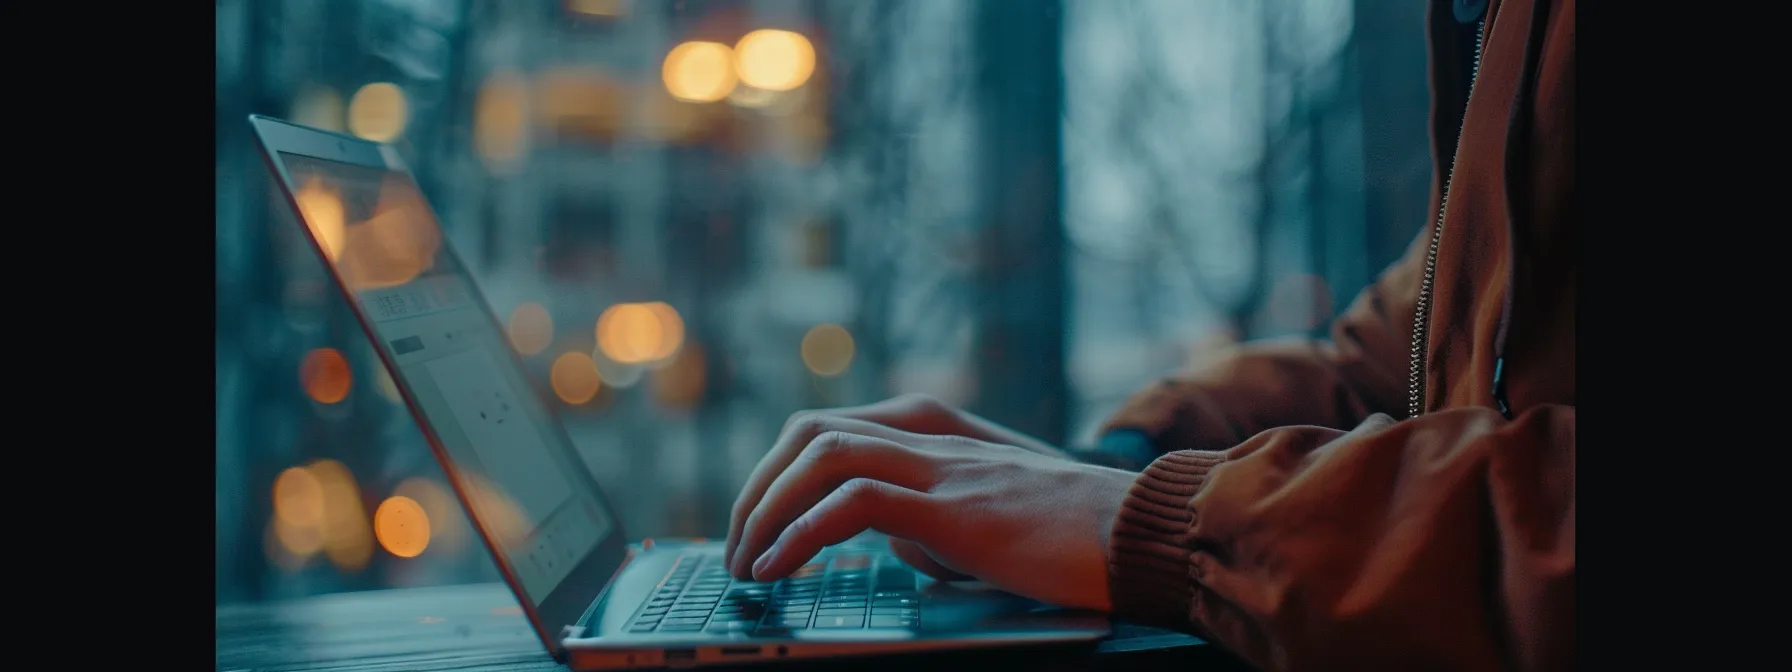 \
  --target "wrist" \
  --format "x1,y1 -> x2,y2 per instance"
1075,429 -> 1157,470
